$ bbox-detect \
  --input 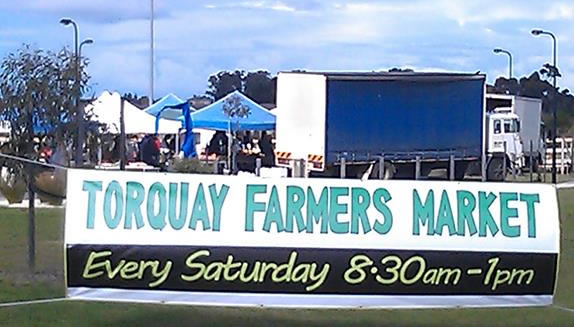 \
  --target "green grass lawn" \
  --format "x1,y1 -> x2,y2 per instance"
0,208 -> 64,303
0,188 -> 573,326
